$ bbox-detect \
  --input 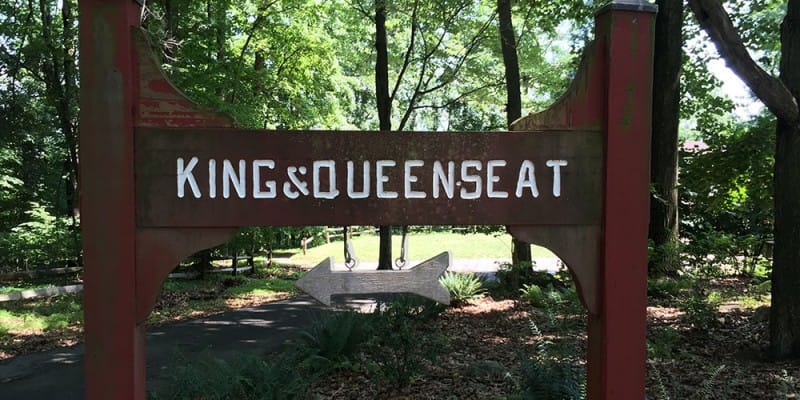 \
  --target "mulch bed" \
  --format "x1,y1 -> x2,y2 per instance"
2,278 -> 799,398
